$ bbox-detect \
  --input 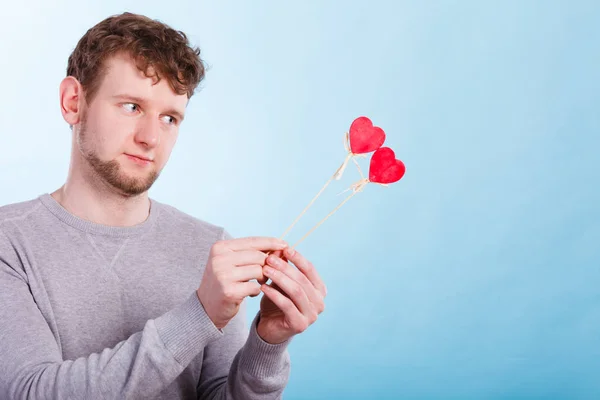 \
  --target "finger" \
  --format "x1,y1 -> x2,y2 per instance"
258,250 -> 284,285
257,276 -> 269,285
236,281 -> 262,298
227,237 -> 288,252
267,281 -> 290,298
284,248 -> 327,298
263,264 -> 312,315
265,248 -> 288,258
271,250 -> 284,258
221,250 -> 269,267
266,255 -> 323,307
230,264 -> 264,282
260,284 -> 306,331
